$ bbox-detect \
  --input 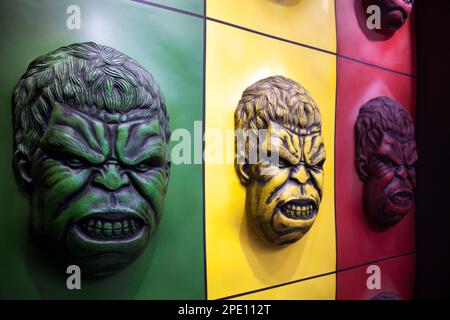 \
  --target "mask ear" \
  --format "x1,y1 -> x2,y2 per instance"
235,163 -> 251,186
13,149 -> 33,193
355,156 -> 369,182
